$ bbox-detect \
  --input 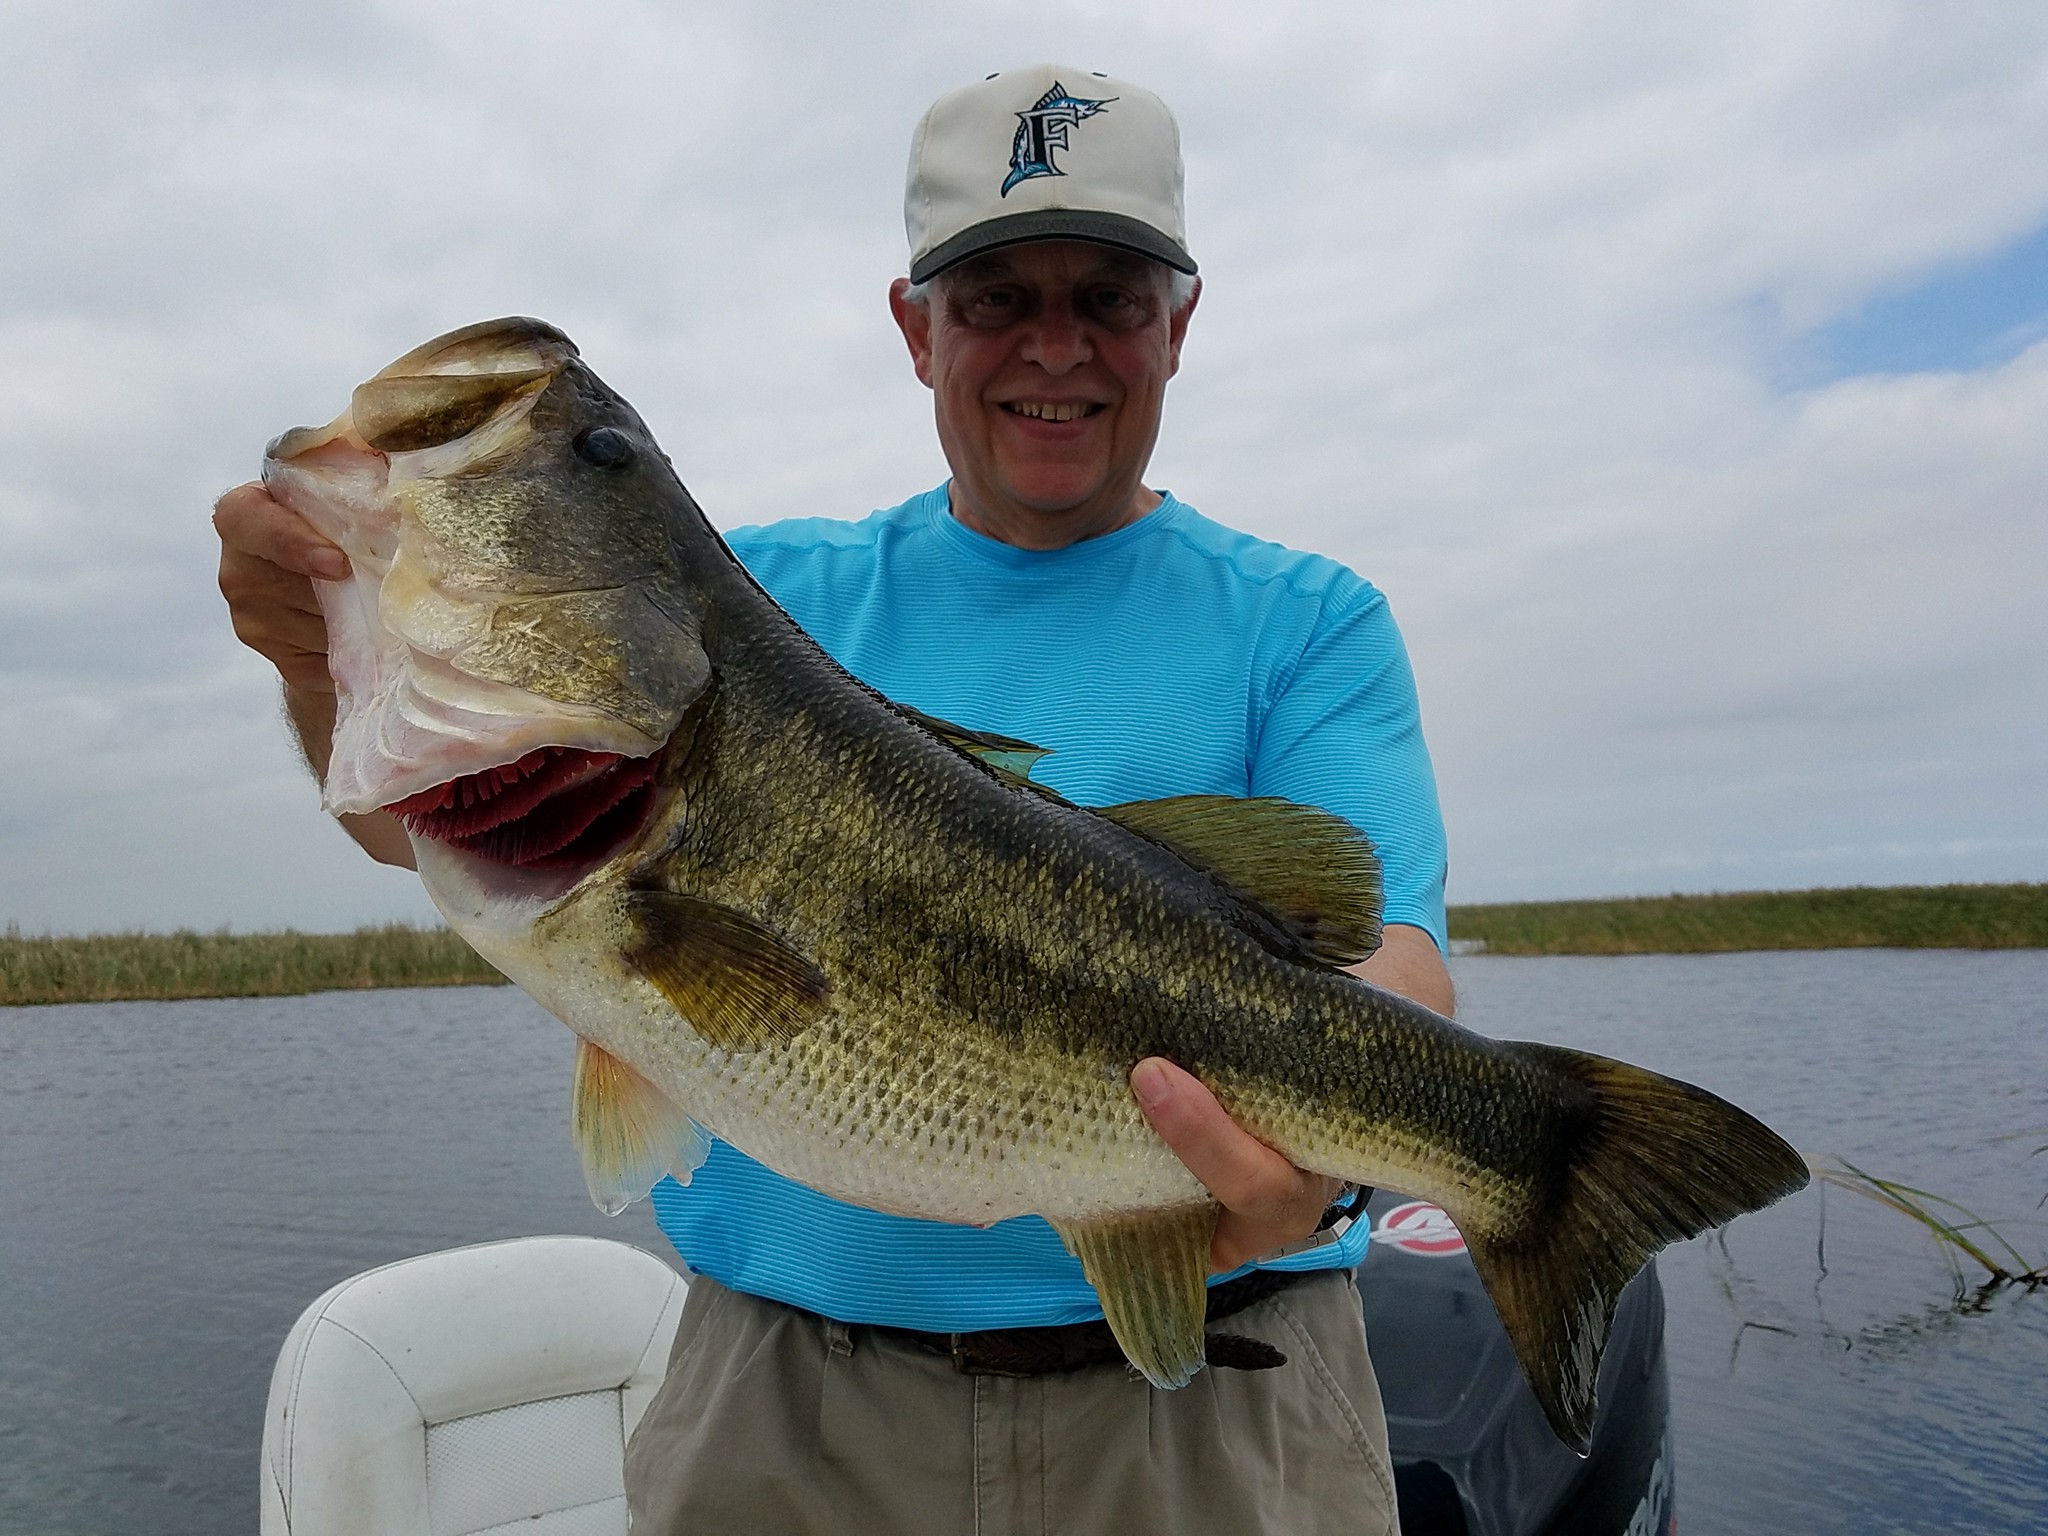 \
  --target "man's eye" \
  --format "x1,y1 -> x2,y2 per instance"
1087,288 -> 1147,324
958,288 -> 1019,322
